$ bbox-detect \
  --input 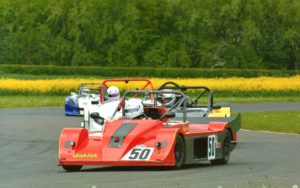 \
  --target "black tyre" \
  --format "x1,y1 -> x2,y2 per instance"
62,165 -> 82,172
211,129 -> 231,165
174,135 -> 186,168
